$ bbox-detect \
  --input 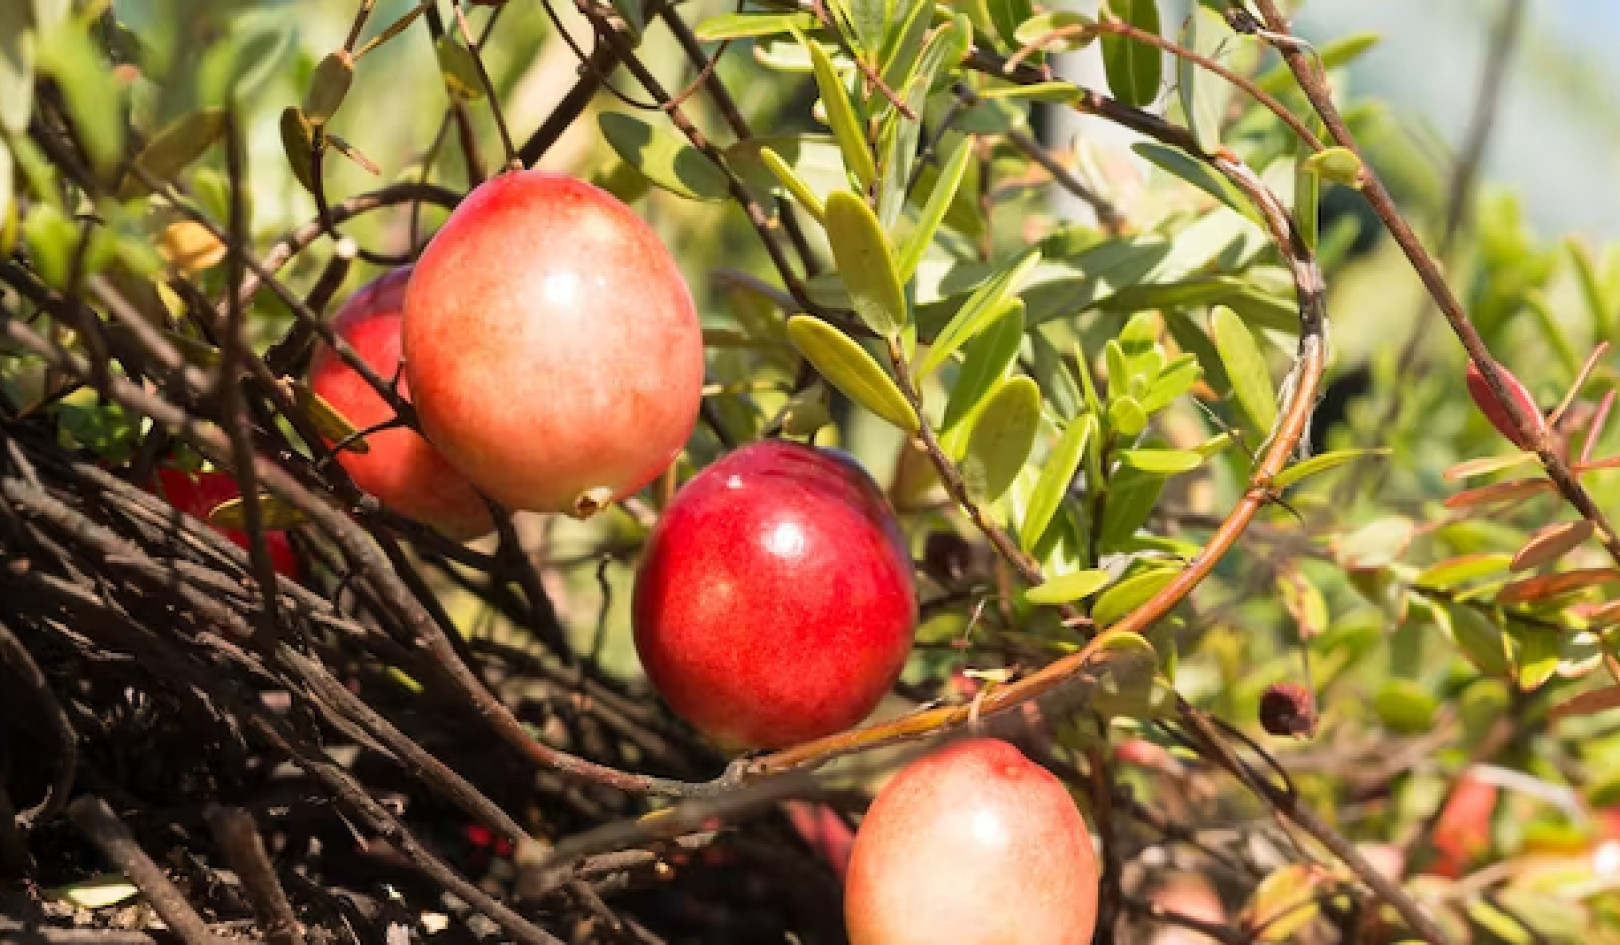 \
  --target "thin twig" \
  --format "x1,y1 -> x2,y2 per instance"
68,796 -> 225,945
